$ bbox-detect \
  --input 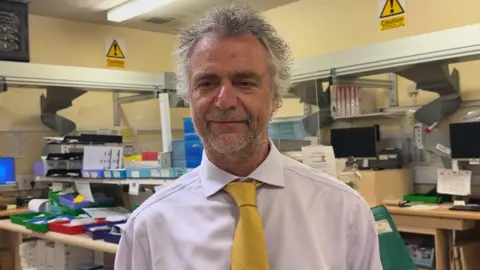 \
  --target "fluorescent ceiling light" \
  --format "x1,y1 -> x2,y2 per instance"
107,0 -> 176,22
